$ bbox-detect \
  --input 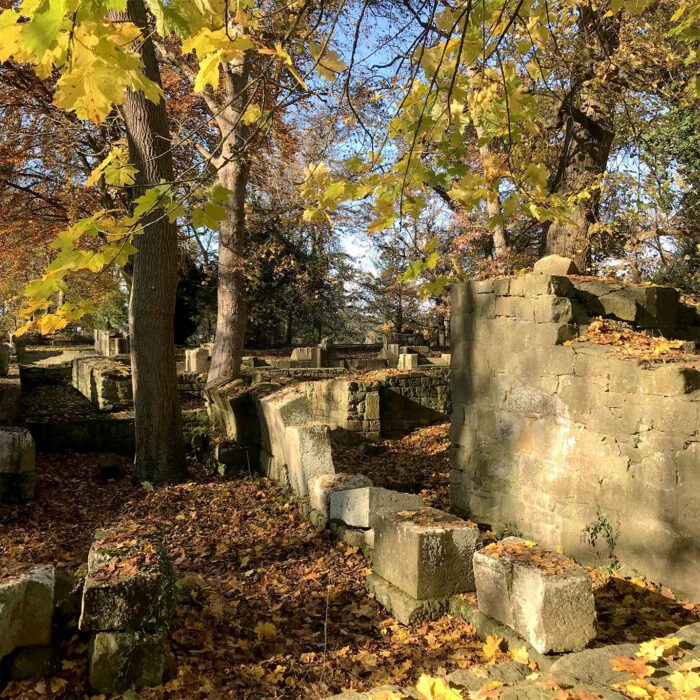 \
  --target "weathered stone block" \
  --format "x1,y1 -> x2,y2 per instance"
256,388 -> 313,477
329,486 -> 422,529
640,364 -> 700,396
89,628 -> 169,694
309,472 -> 373,516
629,285 -> 679,328
522,274 -> 575,298
184,347 -> 210,374
534,296 -> 574,324
473,537 -> 596,654
366,572 -> 450,625
374,507 -> 480,599
80,526 -> 175,633
284,422 -> 335,498
473,279 -> 495,294
0,427 -> 36,502
0,565 -> 55,658
290,346 -> 315,362
397,353 -> 419,370
533,255 -> 579,276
